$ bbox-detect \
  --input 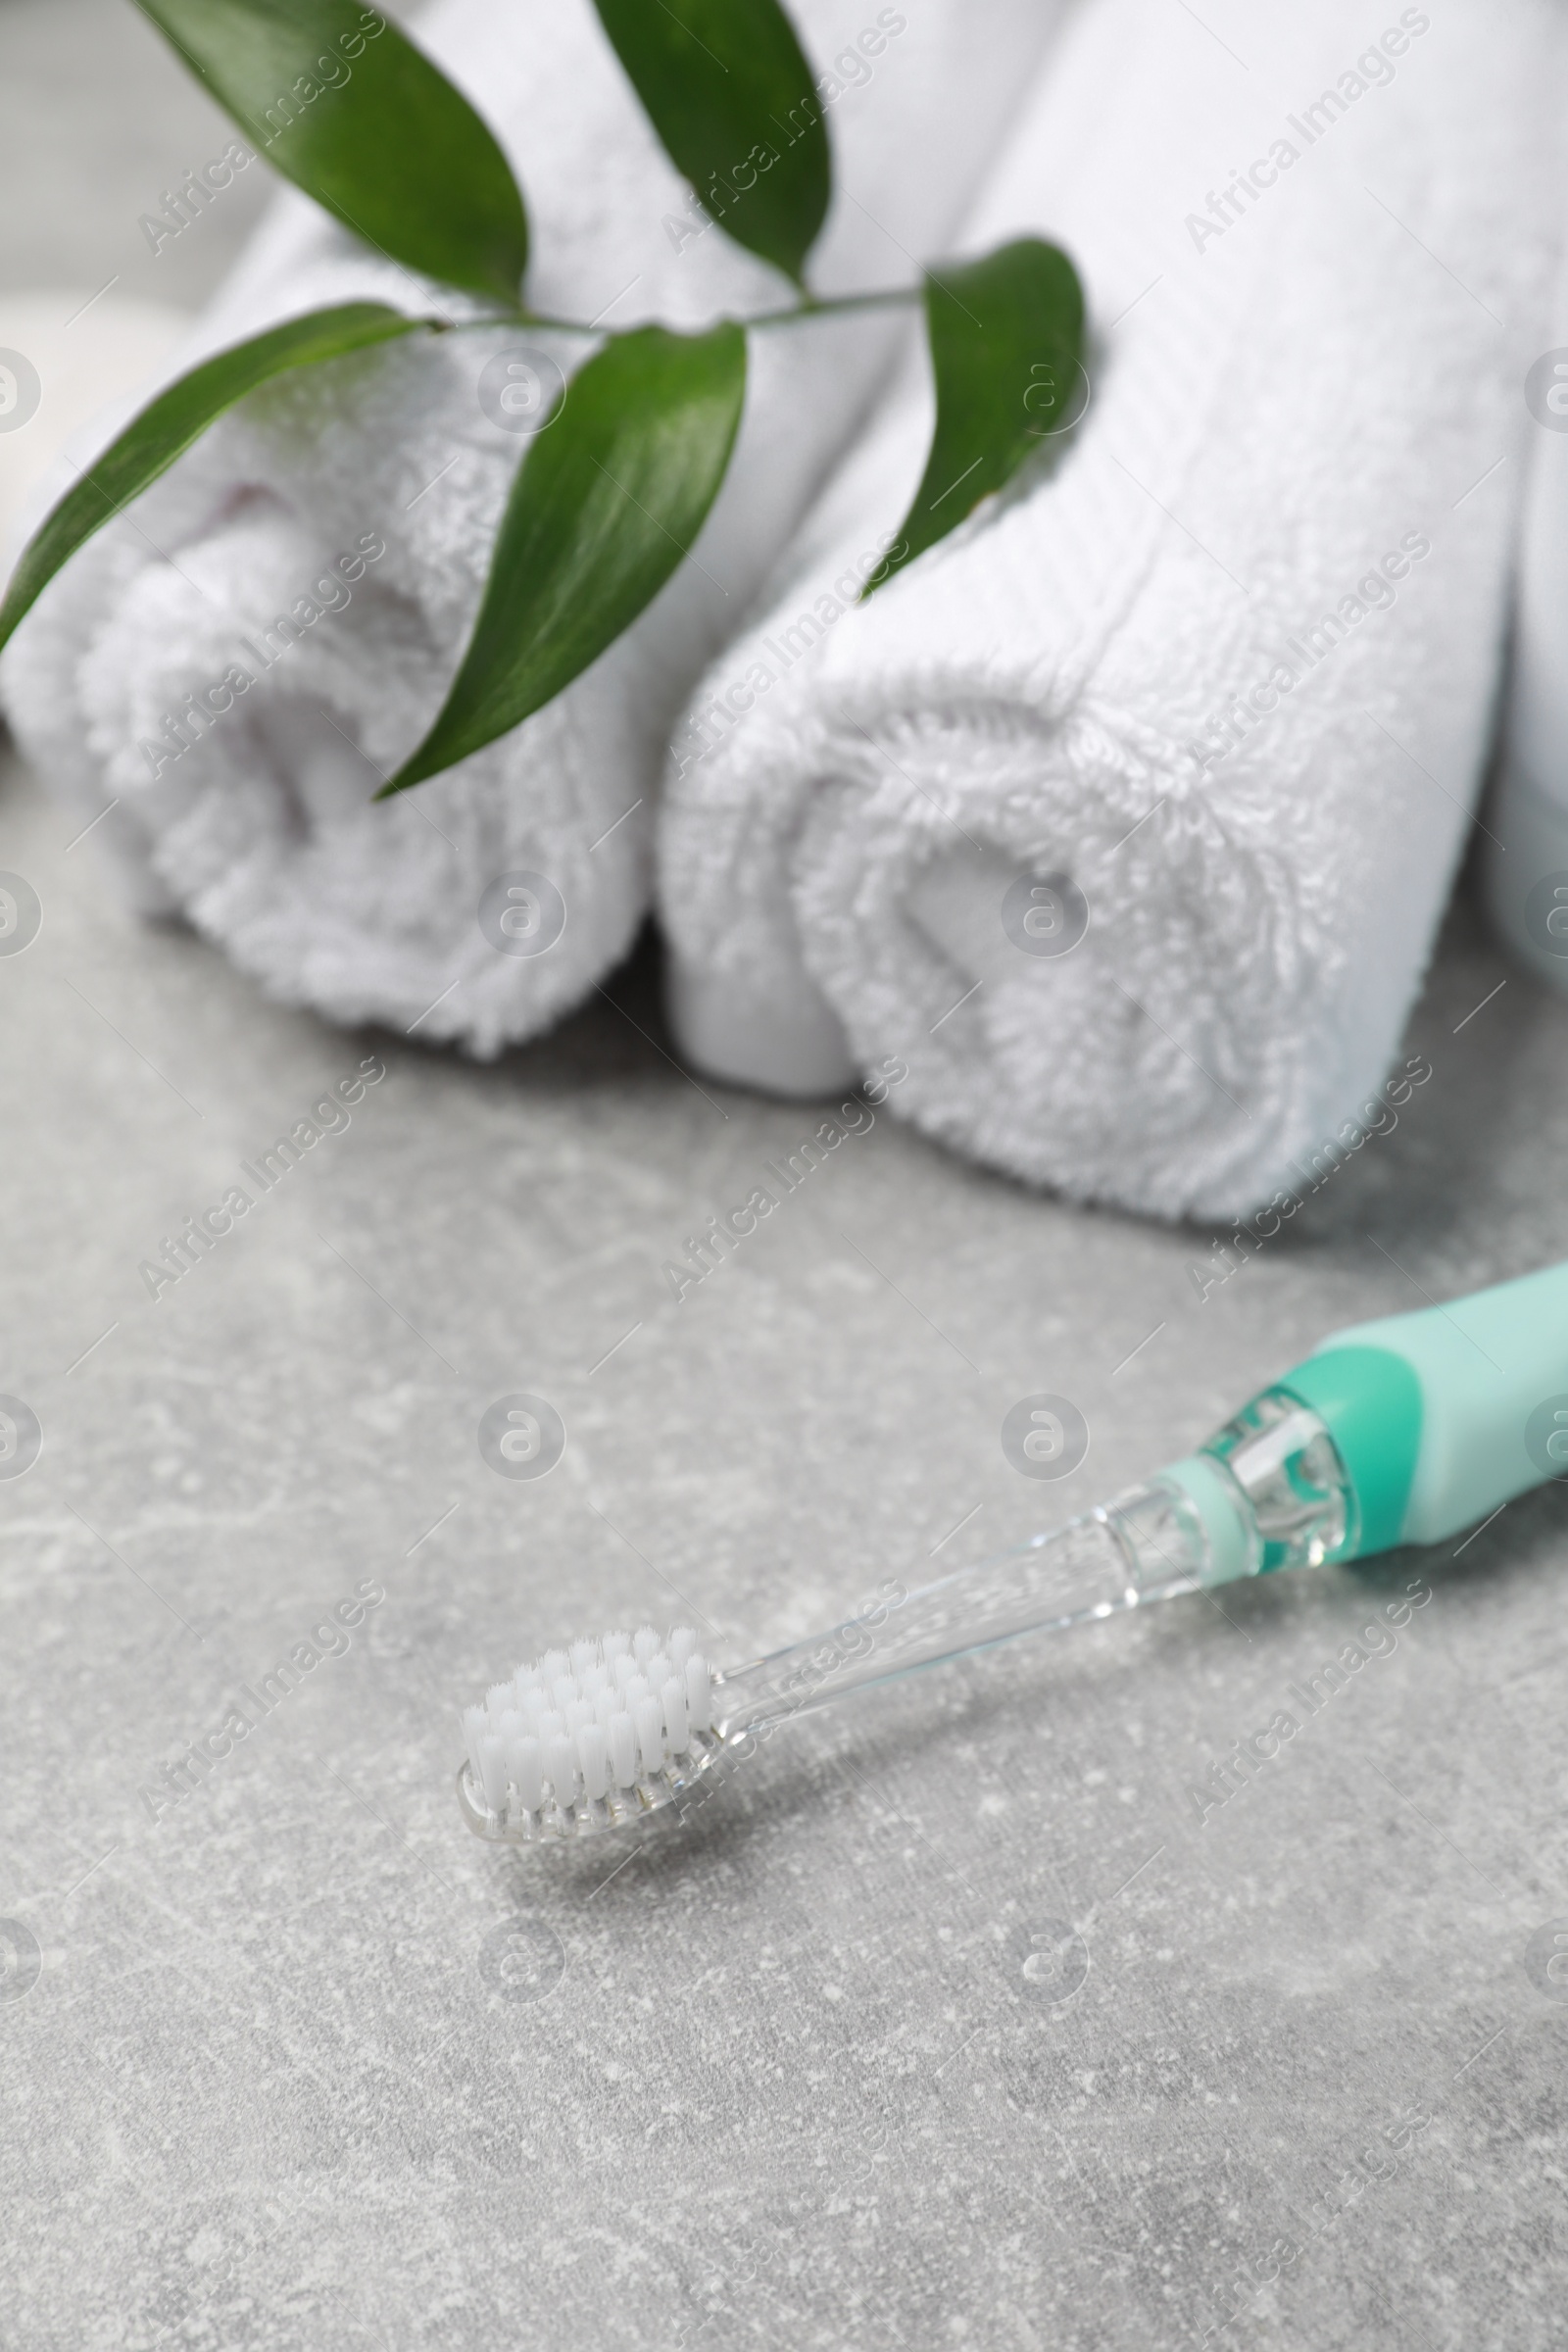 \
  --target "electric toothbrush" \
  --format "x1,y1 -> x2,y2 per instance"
456,1257 -> 1568,1844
